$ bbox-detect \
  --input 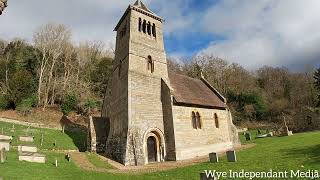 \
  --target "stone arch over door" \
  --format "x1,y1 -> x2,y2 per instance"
143,128 -> 166,164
